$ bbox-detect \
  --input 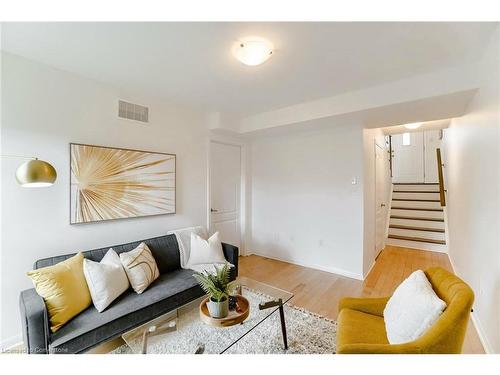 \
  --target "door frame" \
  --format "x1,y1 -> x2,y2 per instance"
207,137 -> 248,255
